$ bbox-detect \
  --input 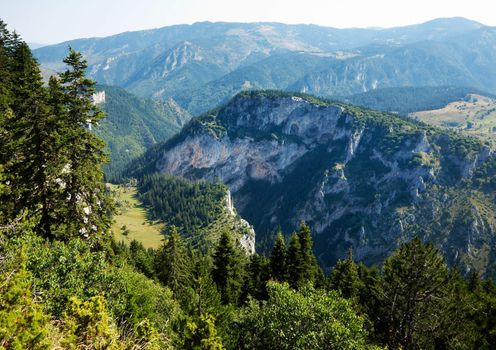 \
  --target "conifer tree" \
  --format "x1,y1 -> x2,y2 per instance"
297,222 -> 318,283
57,48 -> 111,239
242,254 -> 270,301
269,231 -> 287,282
191,257 -> 222,317
330,248 -> 363,300
212,230 -> 245,304
382,237 -> 448,349
286,222 -> 319,289
155,226 -> 192,300
286,232 -> 301,289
